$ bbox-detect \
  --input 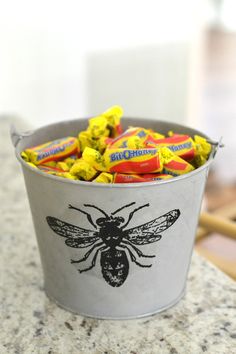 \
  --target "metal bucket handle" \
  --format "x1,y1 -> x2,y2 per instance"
207,137 -> 224,159
10,124 -> 35,148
